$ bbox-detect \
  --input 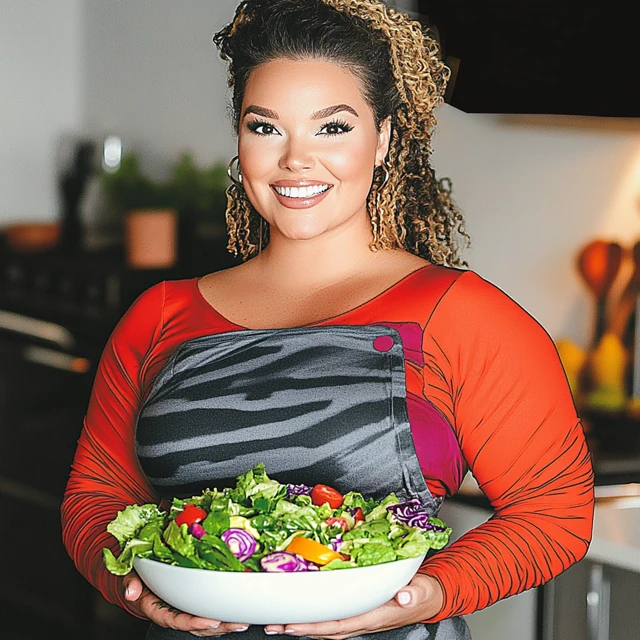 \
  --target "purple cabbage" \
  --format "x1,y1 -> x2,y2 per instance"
260,551 -> 313,572
220,528 -> 257,562
386,499 -> 447,531
189,523 -> 206,539
286,483 -> 312,498
298,557 -> 320,571
330,535 -> 344,552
